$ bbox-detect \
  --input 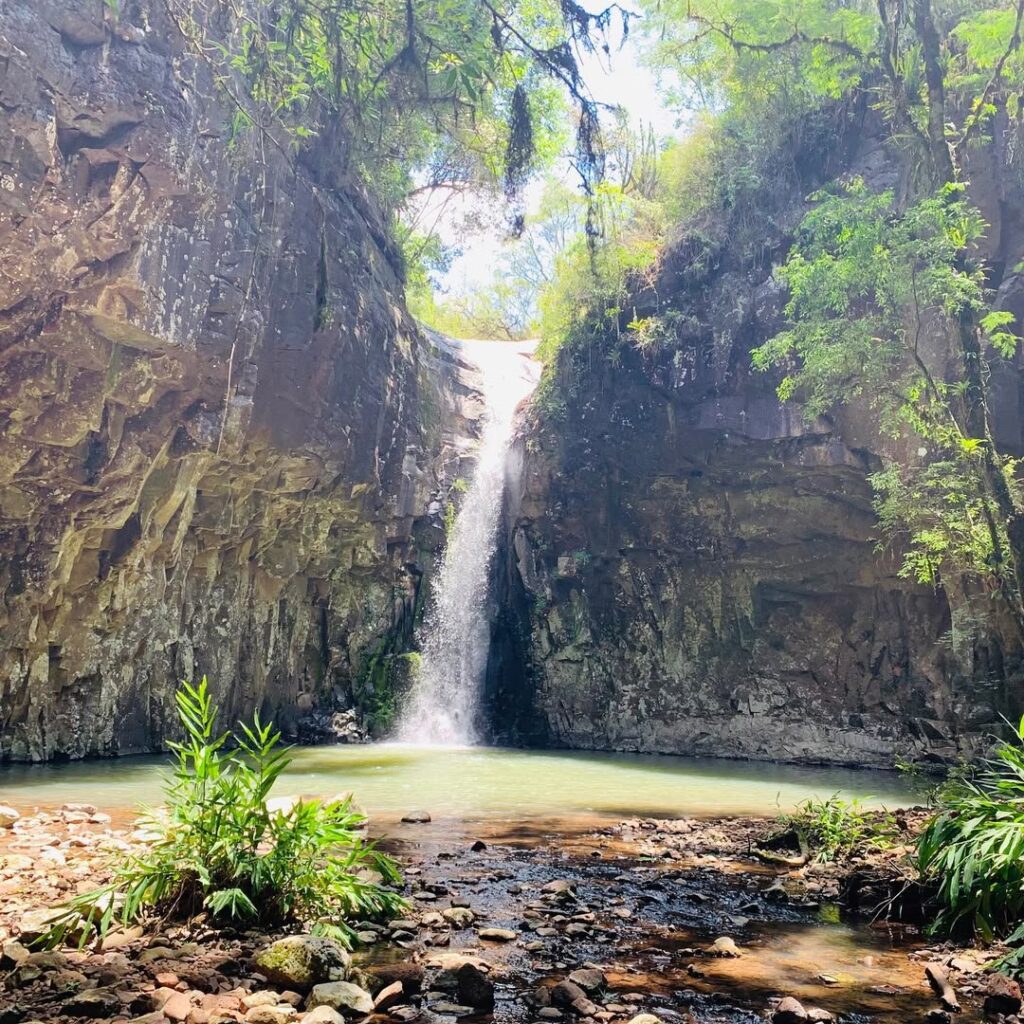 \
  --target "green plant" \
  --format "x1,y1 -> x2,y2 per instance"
443,500 -> 458,540
918,717 -> 1024,960
40,679 -> 404,948
784,794 -> 895,862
